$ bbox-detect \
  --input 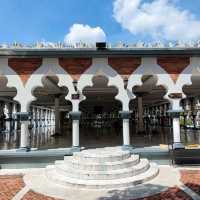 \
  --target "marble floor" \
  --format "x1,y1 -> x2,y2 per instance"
0,125 -> 200,150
